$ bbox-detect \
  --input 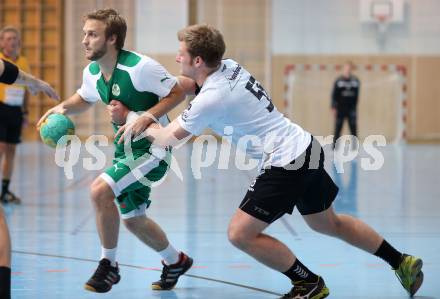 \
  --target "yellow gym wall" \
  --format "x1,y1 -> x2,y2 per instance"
0,0 -> 63,140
